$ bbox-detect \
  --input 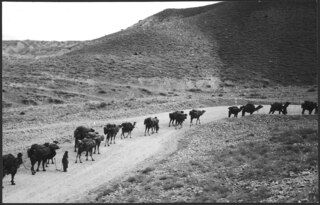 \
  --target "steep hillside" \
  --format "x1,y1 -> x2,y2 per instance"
2,0 -> 317,107
192,0 -> 317,86
65,0 -> 317,86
